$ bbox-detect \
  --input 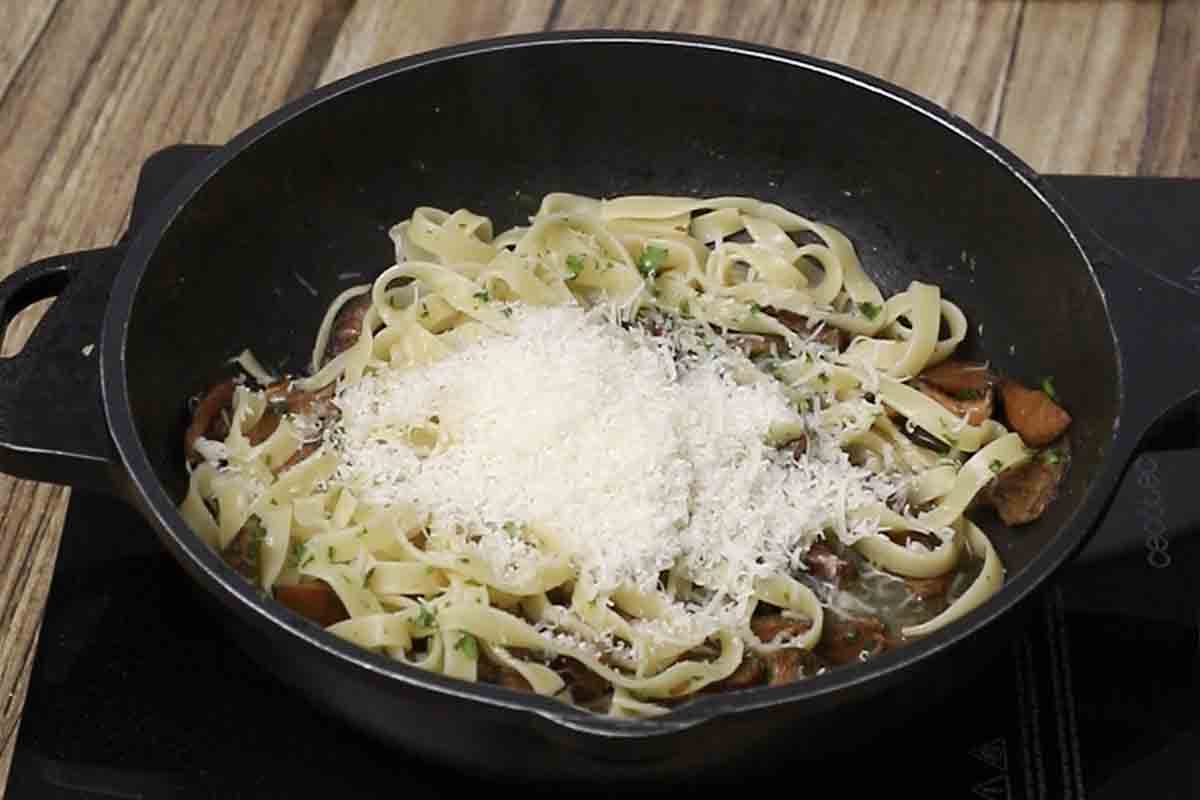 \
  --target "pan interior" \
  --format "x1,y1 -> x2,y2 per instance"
124,39 -> 1119,589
